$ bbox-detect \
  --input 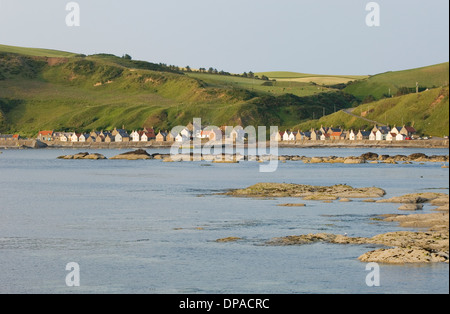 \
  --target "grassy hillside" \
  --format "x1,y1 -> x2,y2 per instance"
0,44 -> 76,58
344,62 -> 449,101
256,71 -> 368,85
0,45 -> 359,136
186,72 -> 337,97
294,87 -> 449,137
1,44 -> 447,137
